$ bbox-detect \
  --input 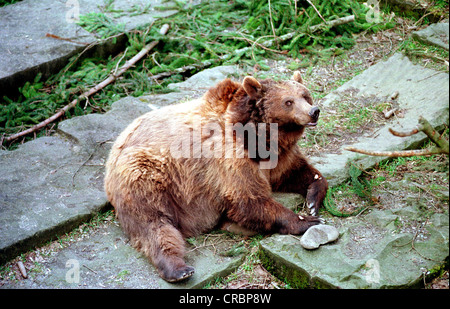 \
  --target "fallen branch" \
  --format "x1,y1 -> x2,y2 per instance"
345,116 -> 449,157
5,24 -> 170,143
344,147 -> 446,158
150,58 -> 219,81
